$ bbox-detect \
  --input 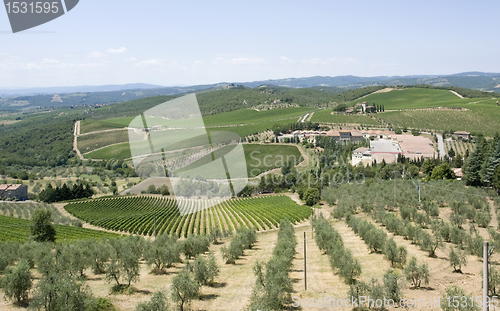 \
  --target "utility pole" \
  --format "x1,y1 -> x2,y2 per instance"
418,180 -> 421,209
484,241 -> 489,311
304,232 -> 307,291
